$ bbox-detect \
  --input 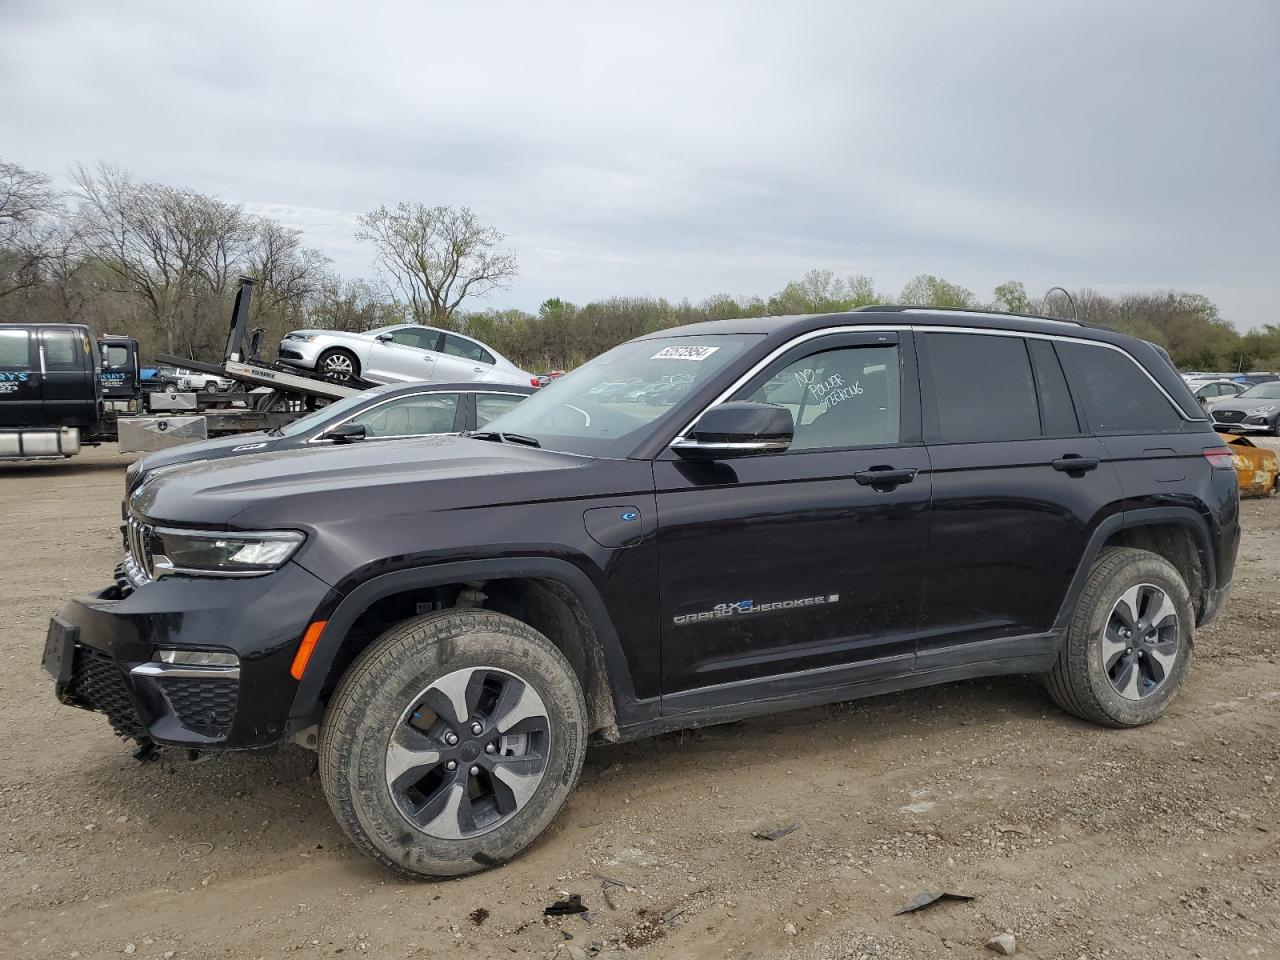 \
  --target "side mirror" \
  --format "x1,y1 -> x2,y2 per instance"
671,401 -> 793,460
324,423 -> 367,444
375,333 -> 393,342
